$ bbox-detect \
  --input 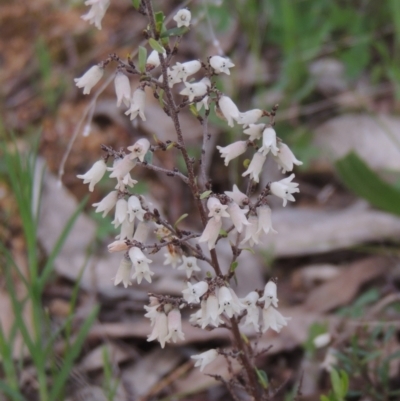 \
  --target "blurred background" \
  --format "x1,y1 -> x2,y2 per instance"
1,0 -> 400,400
